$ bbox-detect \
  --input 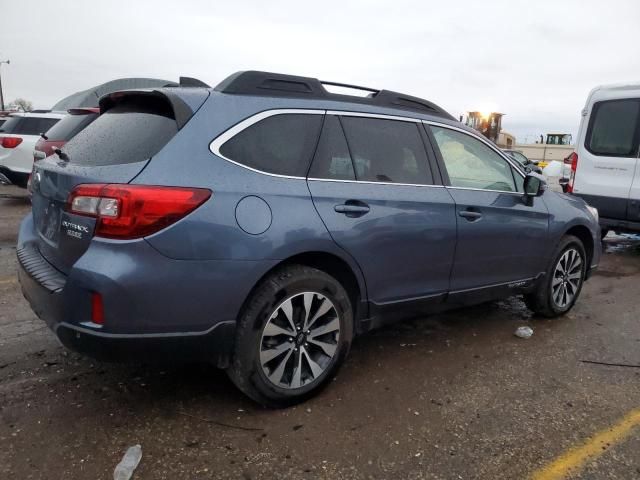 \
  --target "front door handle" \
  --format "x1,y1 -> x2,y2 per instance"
459,210 -> 482,221
334,201 -> 370,217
